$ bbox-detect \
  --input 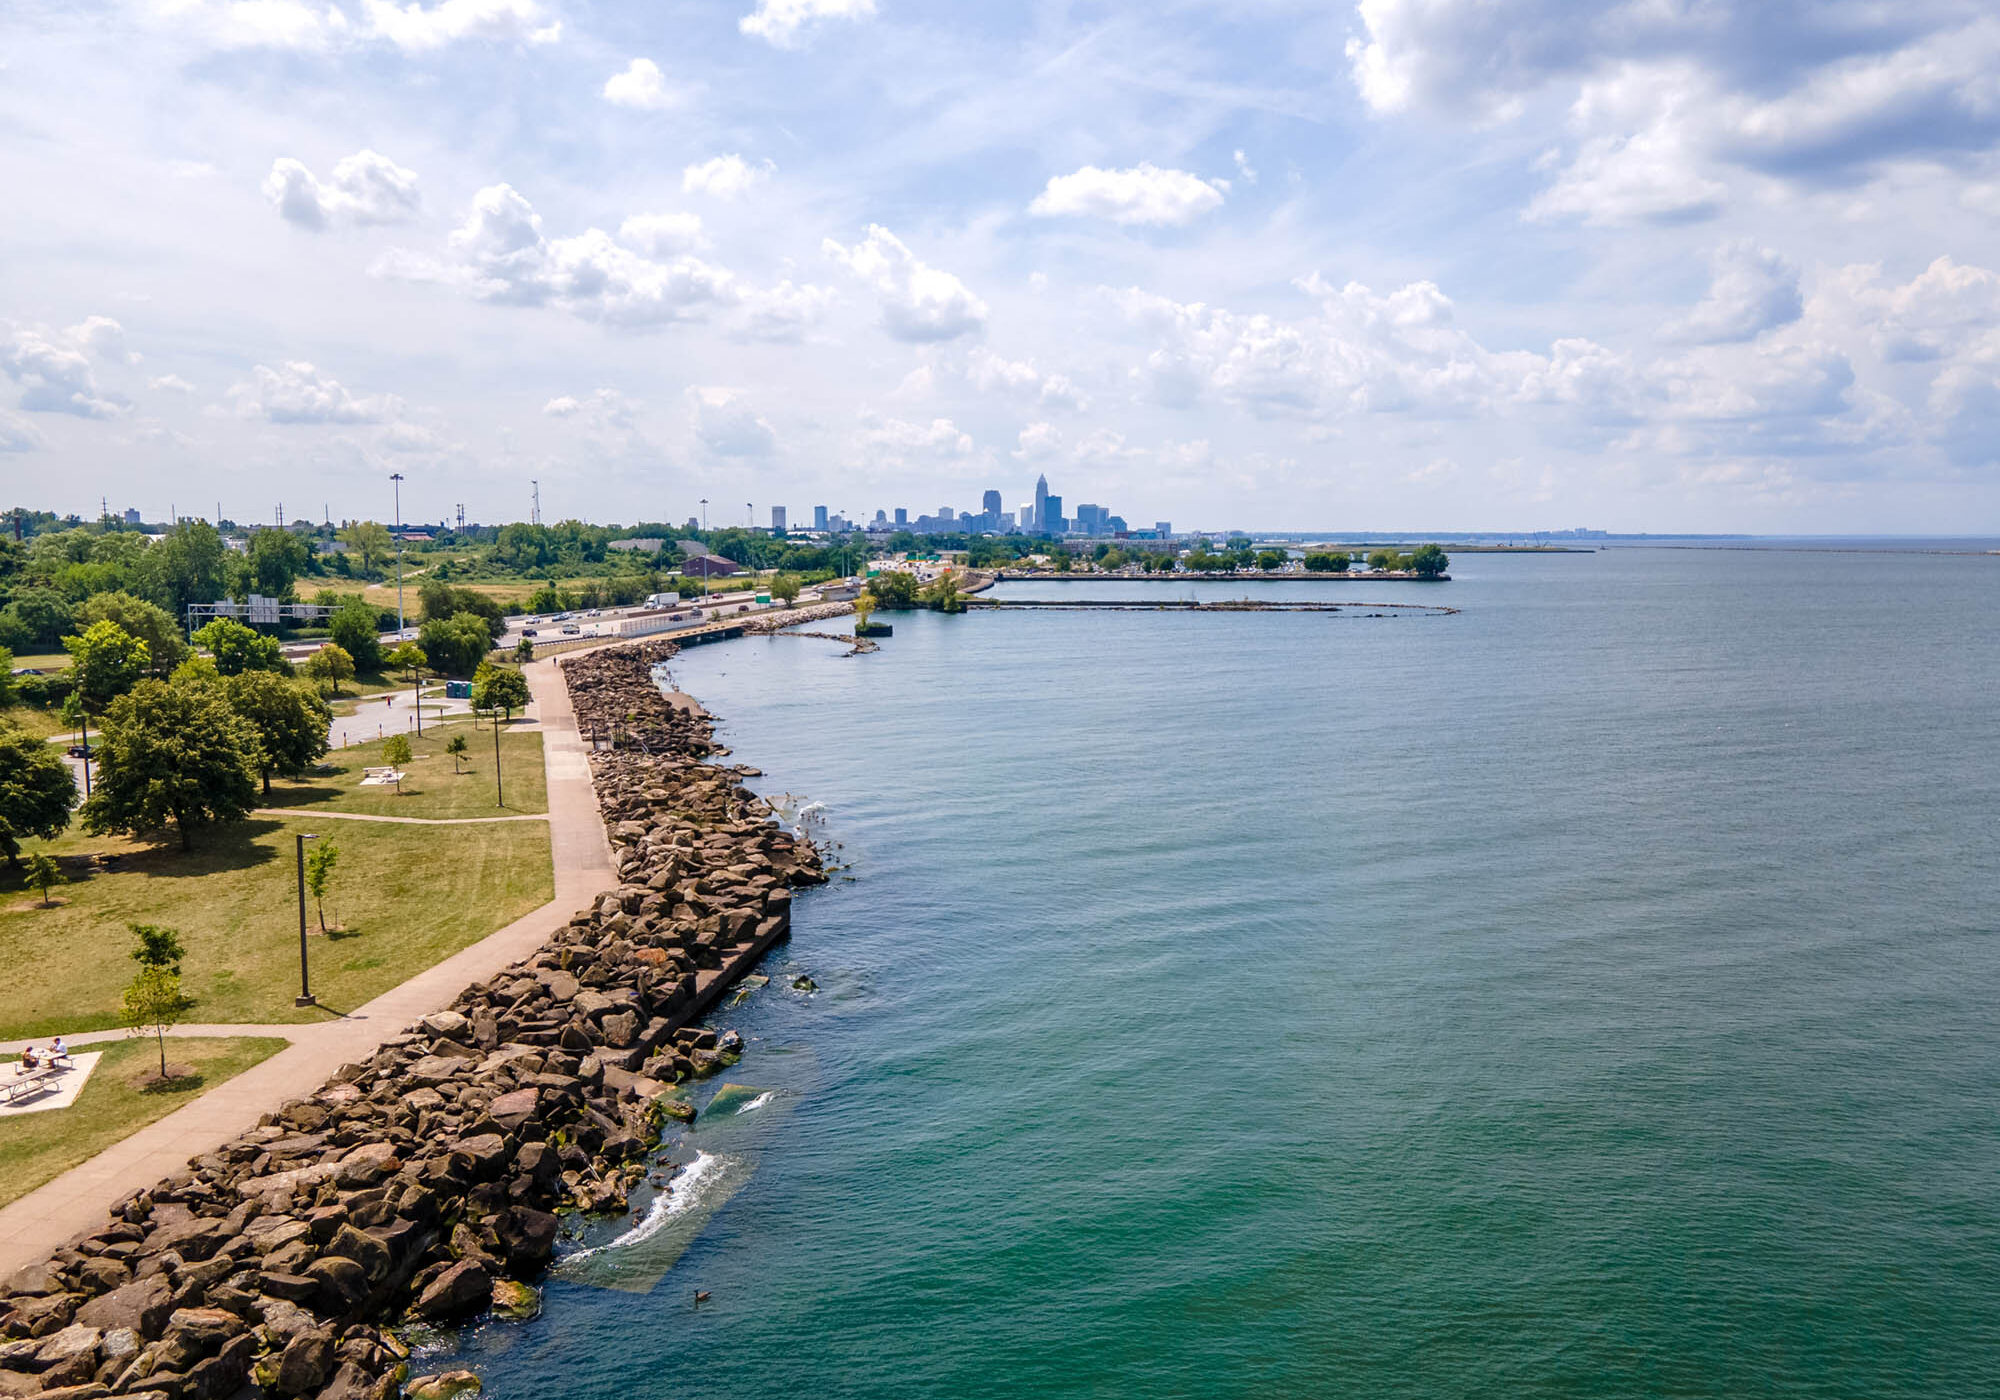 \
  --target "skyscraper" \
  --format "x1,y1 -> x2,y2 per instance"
771,506 -> 787,531
894,507 -> 908,527
1033,474 -> 1050,534
1044,494 -> 1064,533
983,488 -> 1002,518
814,505 -> 829,531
